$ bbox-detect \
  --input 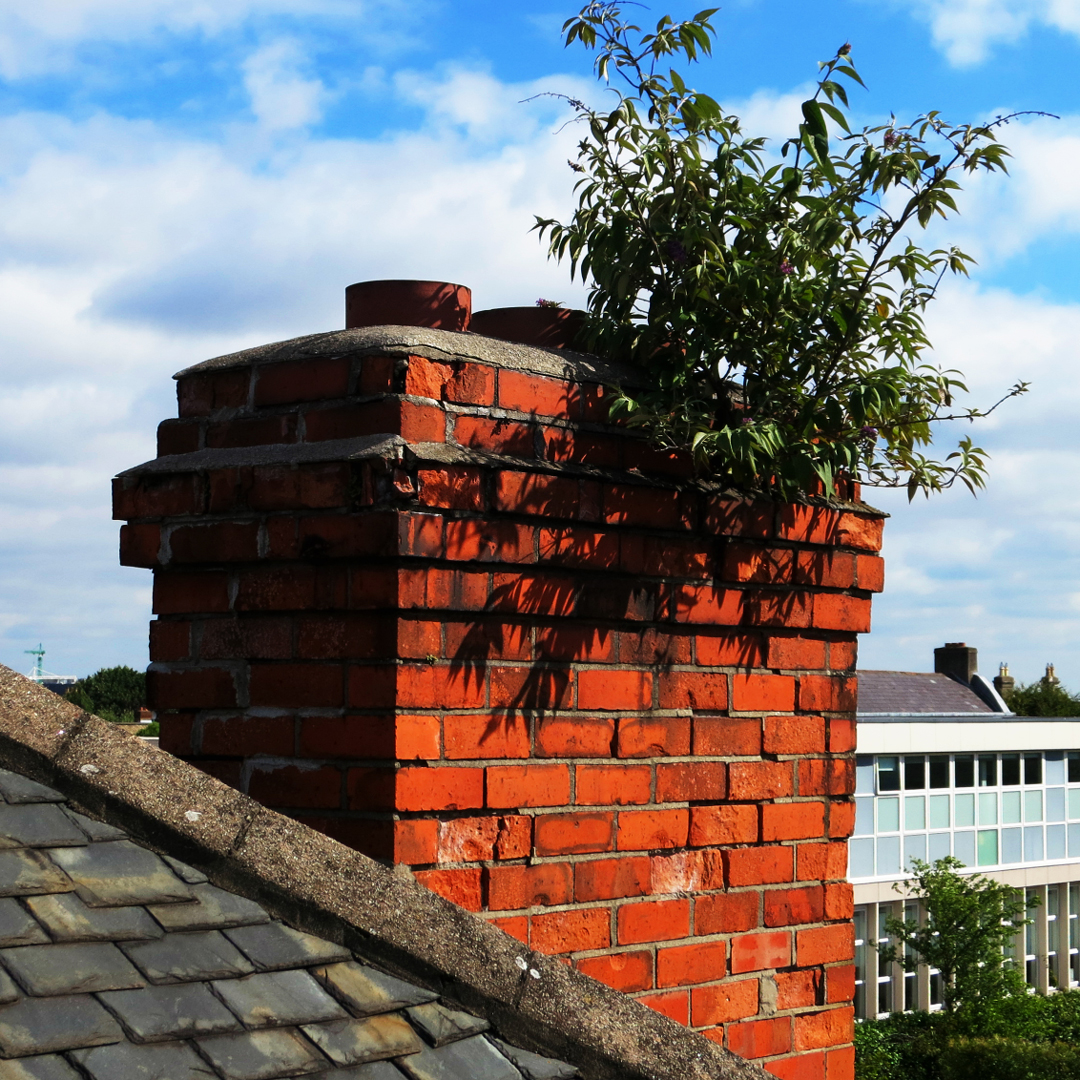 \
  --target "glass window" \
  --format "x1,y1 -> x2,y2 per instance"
1026,790 -> 1044,822
1048,824 -> 1067,860
955,756 -> 975,788
977,829 -> 999,866
979,755 -> 998,787
929,832 -> 951,862
1047,752 -> 1066,785
954,830 -> 976,866
929,794 -> 950,829
878,757 -> 901,792
905,834 -> 927,867
905,757 -> 926,790
1069,824 -> 1080,858
1001,827 -> 1023,864
955,793 -> 976,827
854,797 -> 874,836
1070,752 -> 1080,784
906,796 -> 926,831
1048,787 -> 1066,822
1071,788 -> 1080,820
1024,826 -> 1044,862
1003,790 -> 1022,824
1001,754 -> 1021,786
849,837 -> 875,877
856,756 -> 875,795
878,836 -> 901,875
878,797 -> 900,833
979,792 -> 998,825
929,756 -> 950,789
854,908 -> 868,1018
1025,754 -> 1043,785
